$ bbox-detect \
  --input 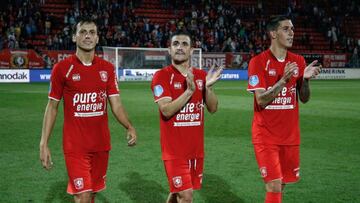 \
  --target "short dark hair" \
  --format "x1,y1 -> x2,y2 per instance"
72,16 -> 98,35
170,31 -> 192,46
266,15 -> 291,32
